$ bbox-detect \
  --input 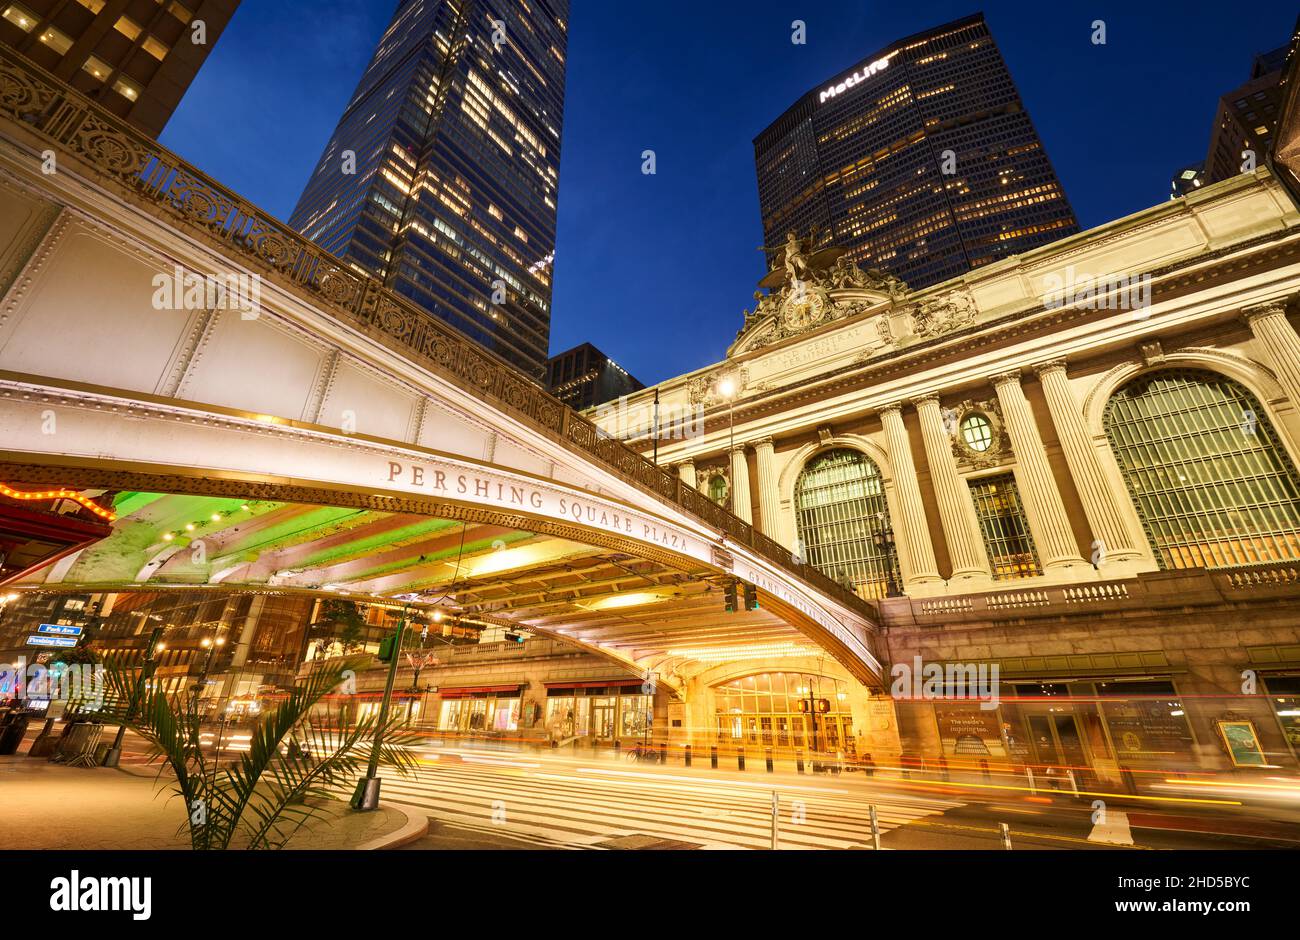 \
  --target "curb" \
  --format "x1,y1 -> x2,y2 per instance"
355,804 -> 429,850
